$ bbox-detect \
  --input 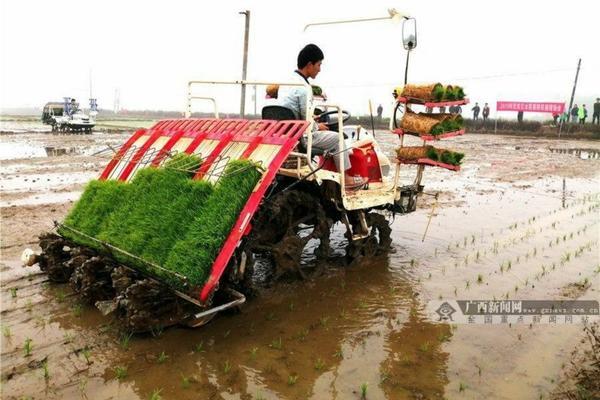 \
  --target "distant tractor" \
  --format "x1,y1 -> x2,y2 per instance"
42,97 -> 97,133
